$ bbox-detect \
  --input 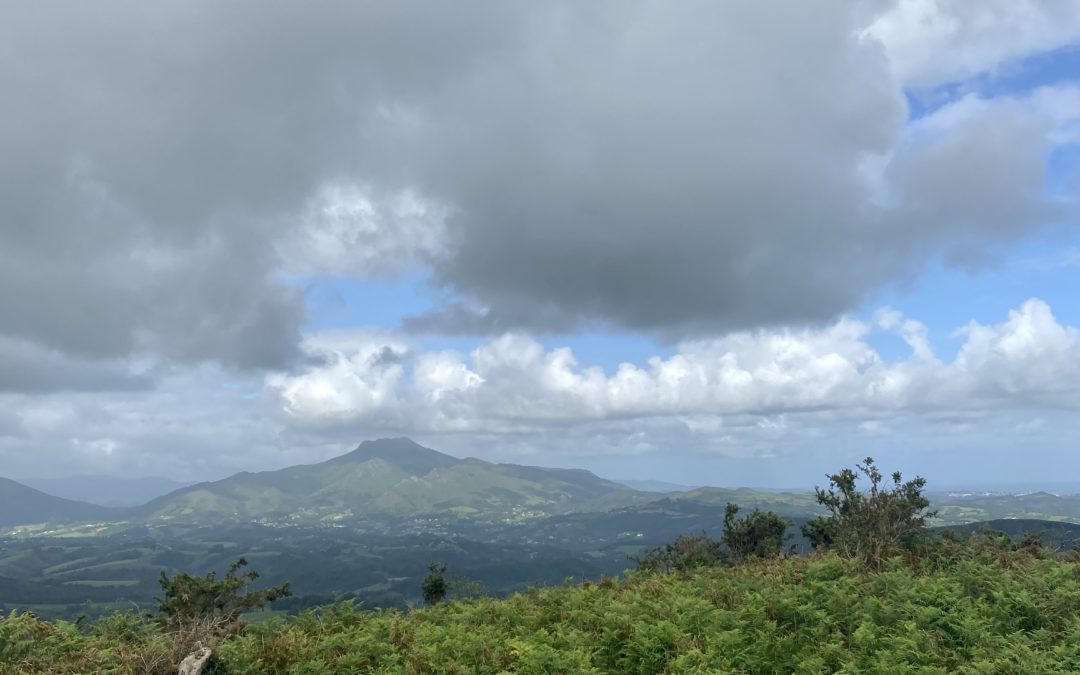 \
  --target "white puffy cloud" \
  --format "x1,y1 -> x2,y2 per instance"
3,299 -> 1077,481
266,332 -> 409,424
266,299 -> 1080,436
279,184 -> 451,279
865,0 -> 1080,88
